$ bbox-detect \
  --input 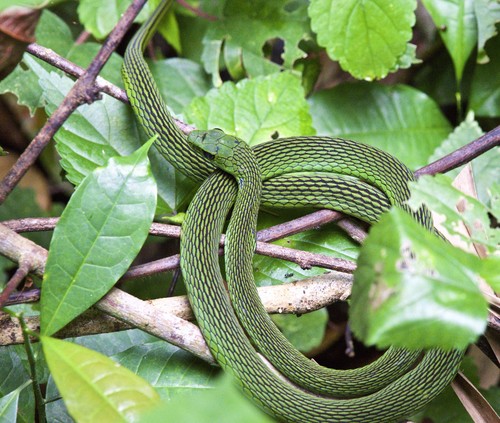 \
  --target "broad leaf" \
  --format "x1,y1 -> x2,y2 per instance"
271,310 -> 328,352
309,0 -> 417,80
308,83 -> 451,169
40,139 -> 157,336
42,337 -> 160,423
350,208 -> 488,350
139,374 -> 273,423
200,0 -> 311,85
0,348 -> 34,423
78,0 -> 133,39
0,381 -> 30,423
149,58 -> 211,114
474,0 -> 500,63
421,0 -> 477,82
184,71 -> 315,144
30,62 -> 190,214
112,341 -> 217,400
469,33 -> 500,117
